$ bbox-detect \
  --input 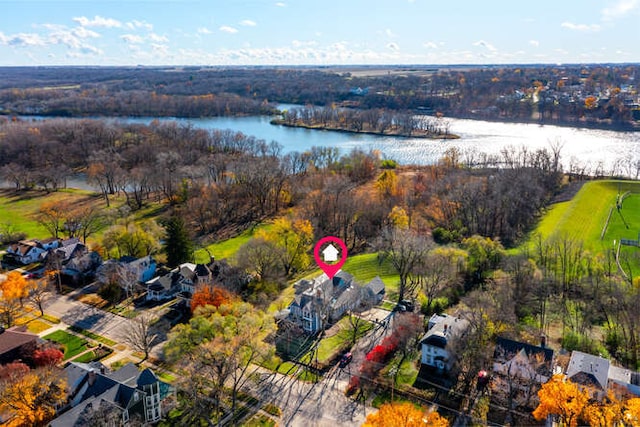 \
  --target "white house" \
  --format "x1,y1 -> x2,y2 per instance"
4,238 -> 59,265
420,313 -> 468,372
